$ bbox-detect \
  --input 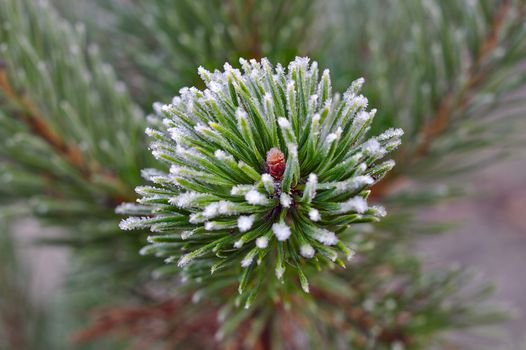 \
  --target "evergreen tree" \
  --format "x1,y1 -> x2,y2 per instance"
0,0 -> 525,349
